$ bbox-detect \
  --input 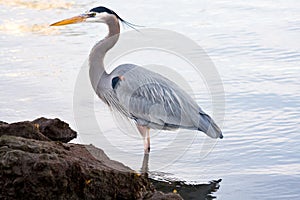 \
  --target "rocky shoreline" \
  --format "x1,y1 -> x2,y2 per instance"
0,118 -> 182,200
1,118 -> 222,199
